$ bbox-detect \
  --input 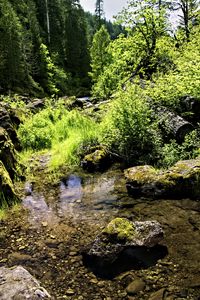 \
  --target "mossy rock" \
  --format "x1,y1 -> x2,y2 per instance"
81,145 -> 111,172
0,127 -> 19,180
0,160 -> 19,206
0,105 -> 21,149
103,217 -> 136,241
84,218 -> 163,264
125,158 -> 200,199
